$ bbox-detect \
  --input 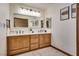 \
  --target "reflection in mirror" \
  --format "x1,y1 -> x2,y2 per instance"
41,20 -> 44,28
46,20 -> 49,28
46,18 -> 51,28
32,21 -> 35,26
6,19 -> 10,28
35,20 -> 39,26
29,20 -> 39,28
14,17 -> 28,27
